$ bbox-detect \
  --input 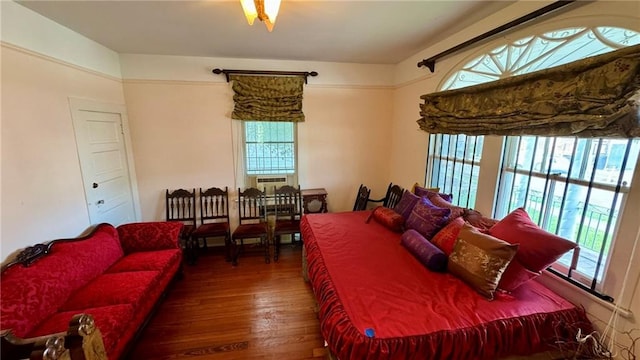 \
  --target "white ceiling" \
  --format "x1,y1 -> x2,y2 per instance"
16,0 -> 514,65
